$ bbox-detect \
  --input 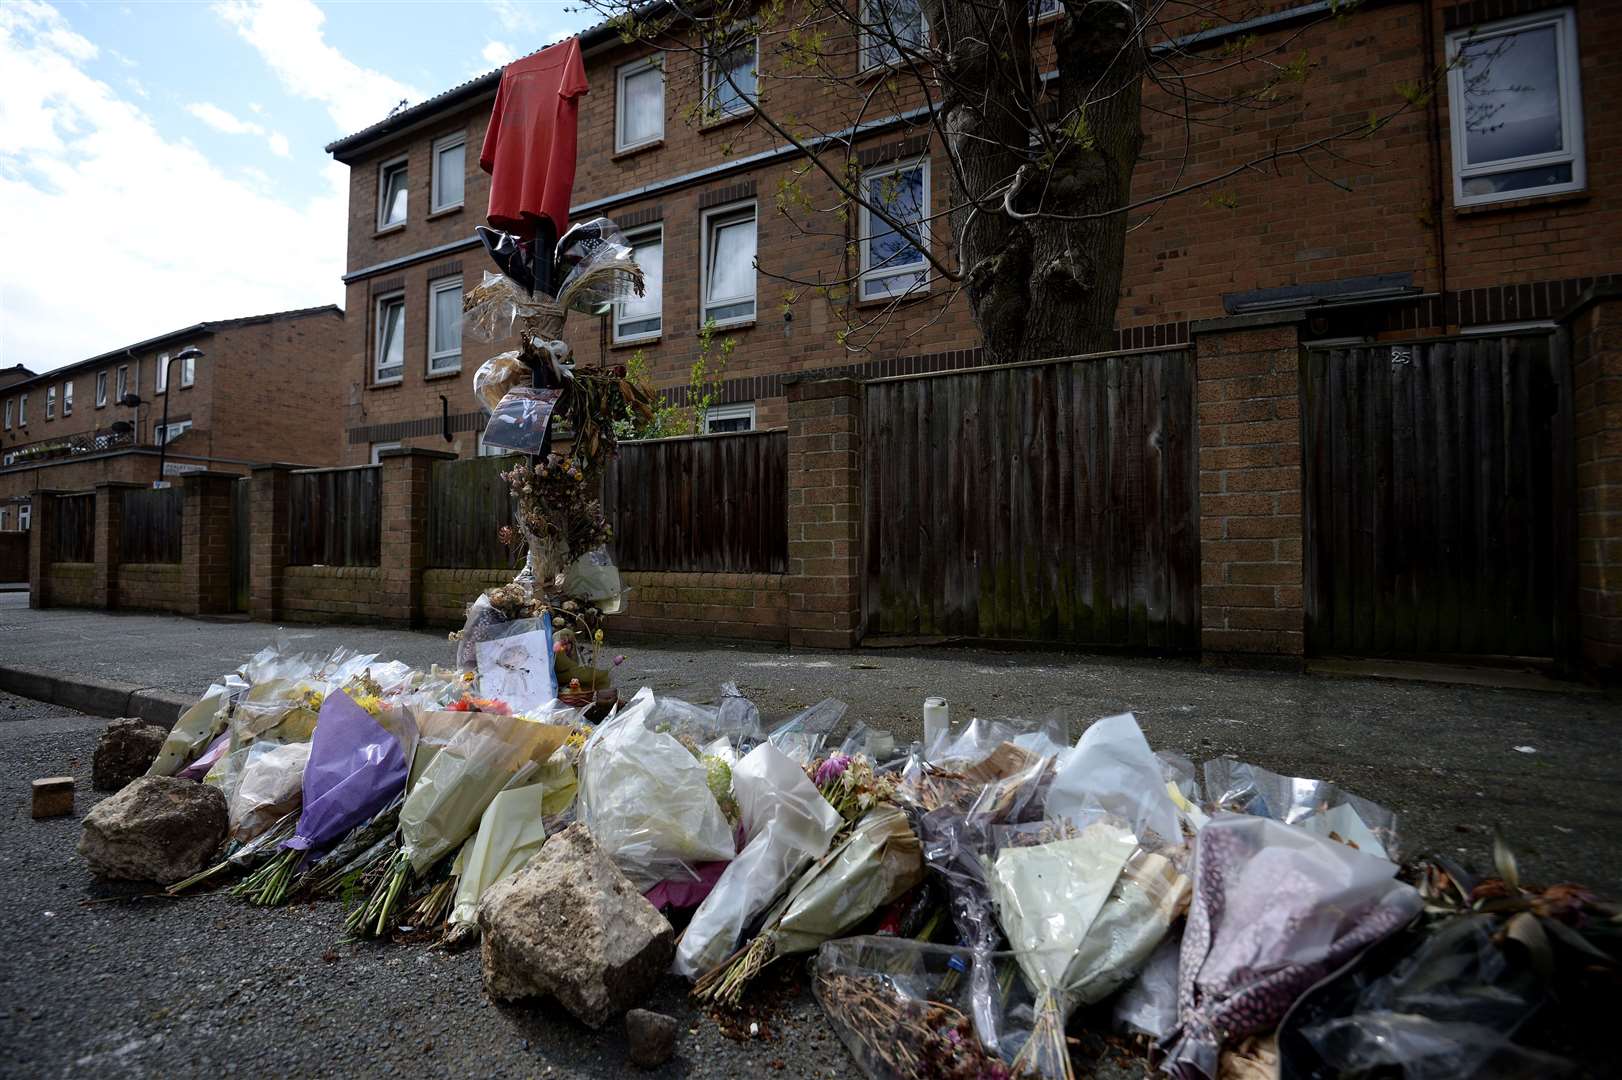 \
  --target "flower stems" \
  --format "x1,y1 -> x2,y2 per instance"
231,848 -> 301,906
347,850 -> 414,939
